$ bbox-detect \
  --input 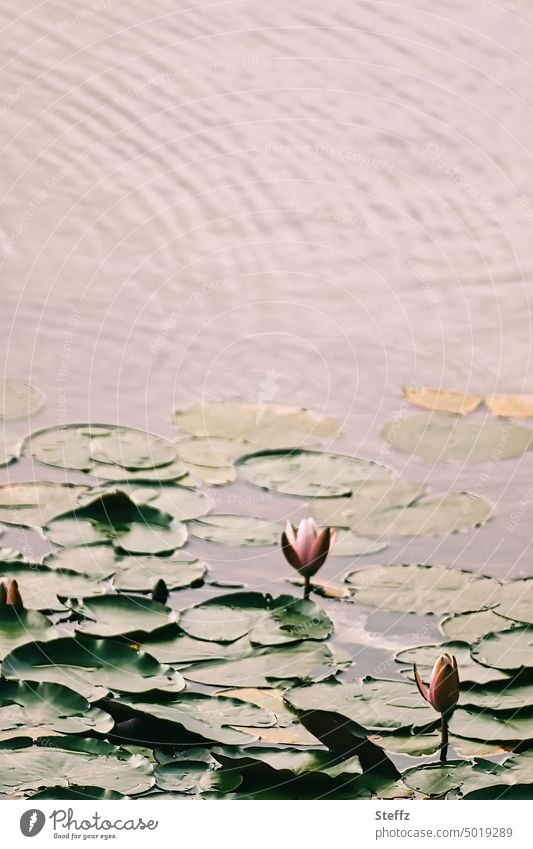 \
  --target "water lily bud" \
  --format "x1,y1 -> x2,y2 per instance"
281,517 -> 335,579
414,653 -> 459,714
0,580 -> 7,606
152,578 -> 169,605
5,578 -> 24,608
